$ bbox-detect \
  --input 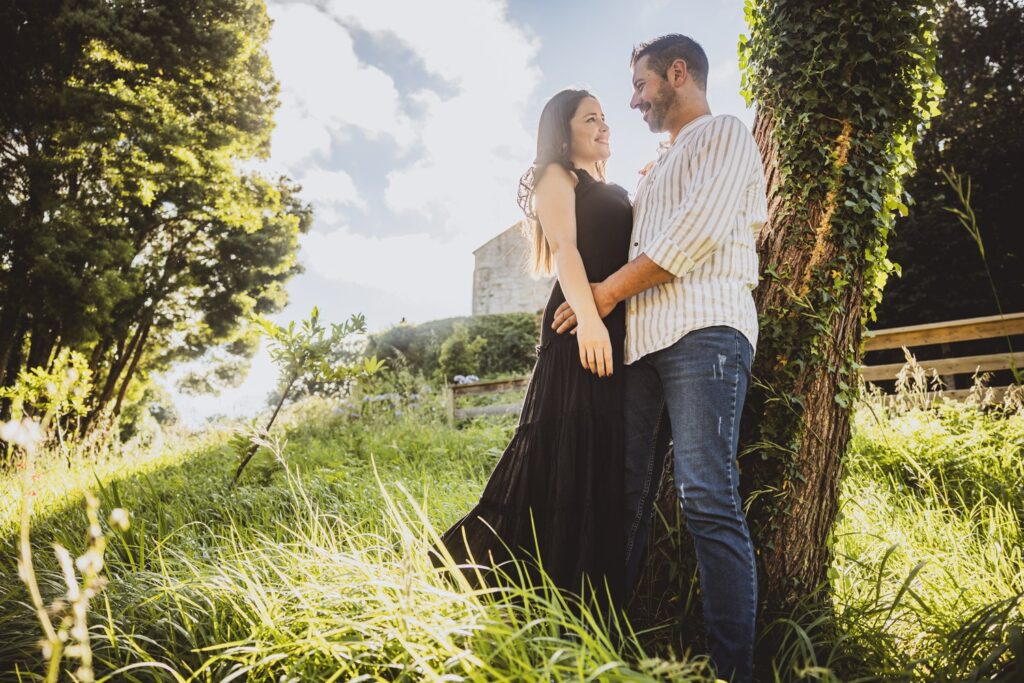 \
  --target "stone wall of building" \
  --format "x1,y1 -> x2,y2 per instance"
472,221 -> 554,315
